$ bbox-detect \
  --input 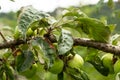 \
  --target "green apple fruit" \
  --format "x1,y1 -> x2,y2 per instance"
20,63 -> 38,78
67,54 -> 84,70
26,28 -> 34,37
114,59 -> 120,73
101,53 -> 114,73
49,58 -> 64,74
13,26 -> 21,39
33,29 -> 38,36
